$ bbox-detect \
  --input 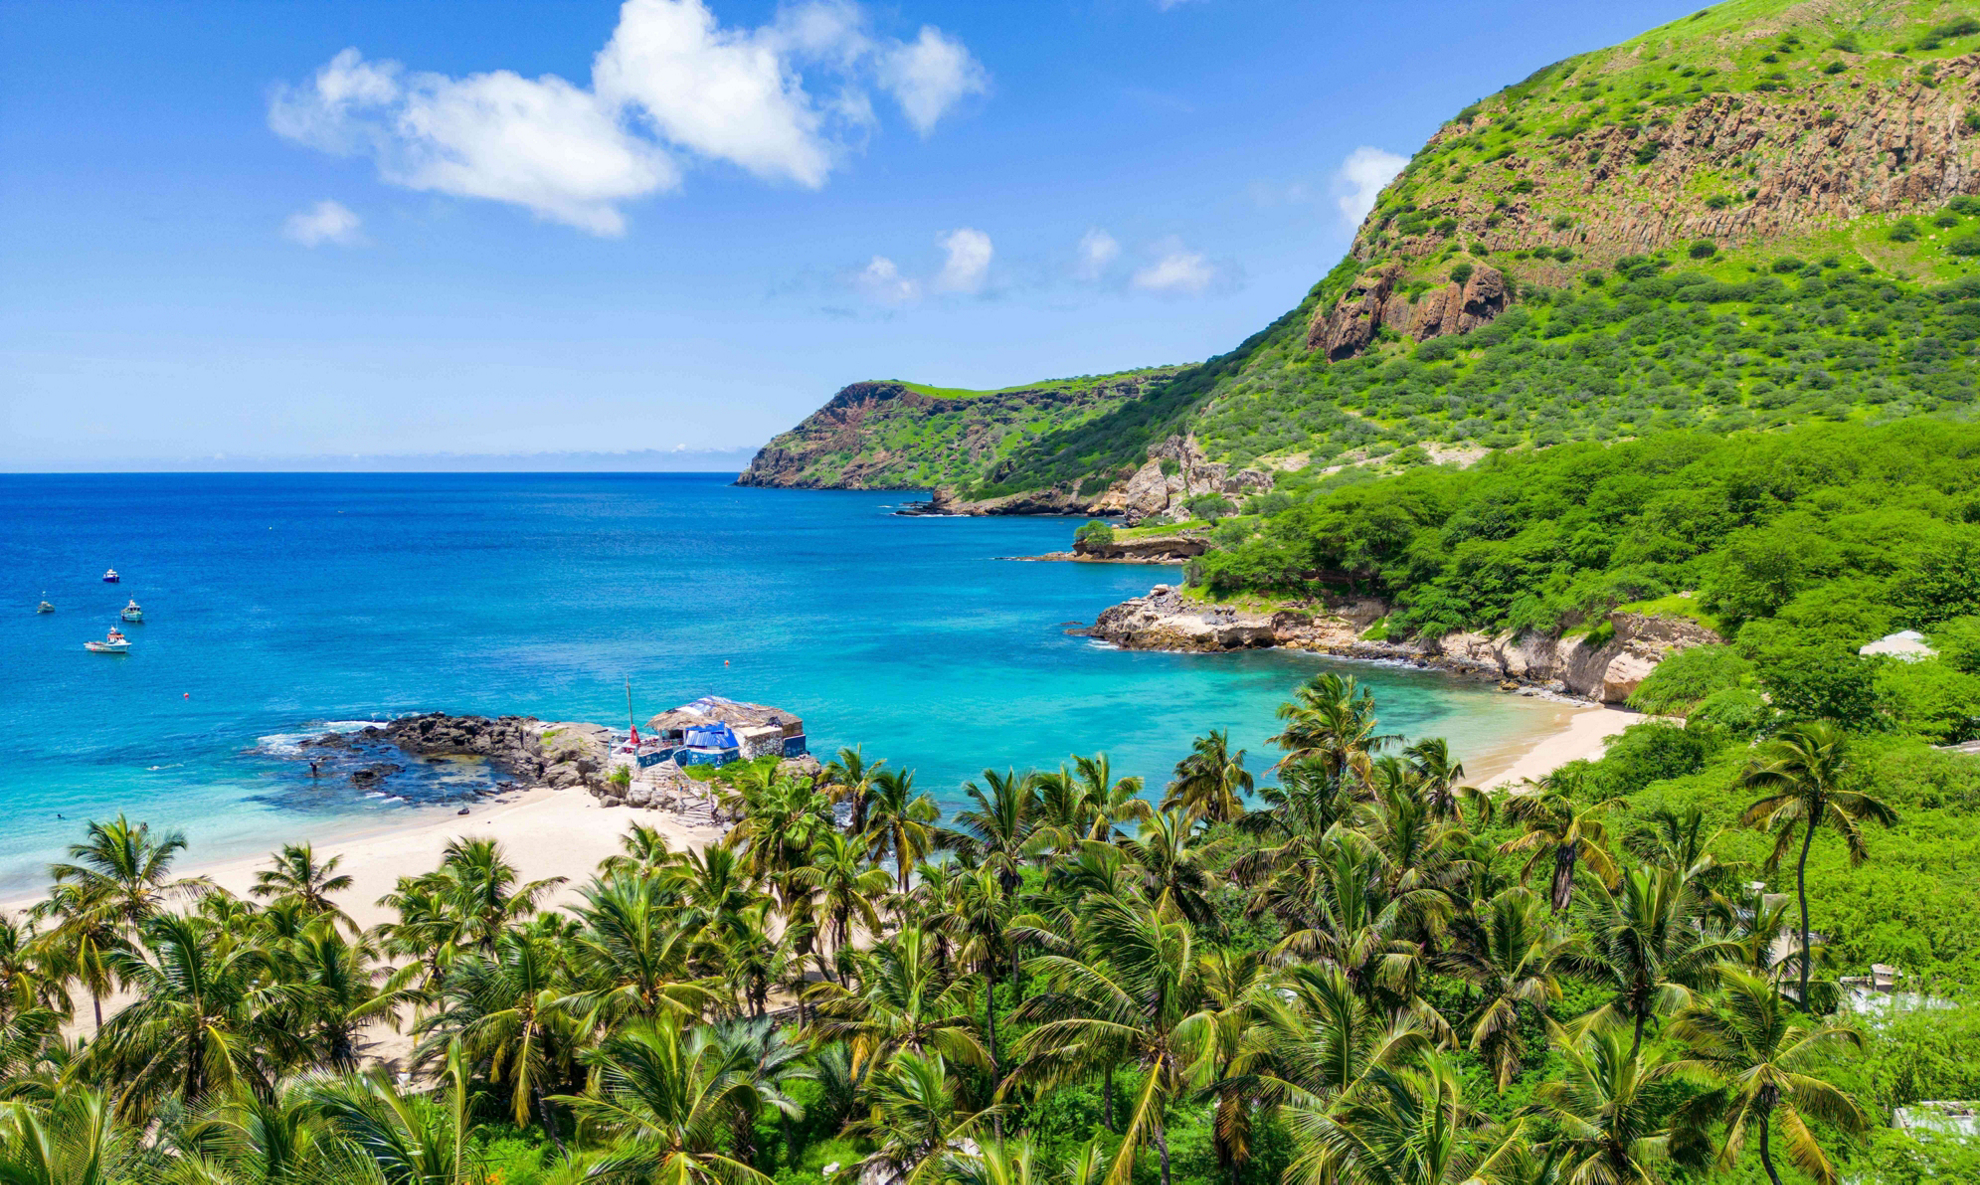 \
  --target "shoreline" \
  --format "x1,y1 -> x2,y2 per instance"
0,705 -> 1634,924
0,785 -> 723,931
